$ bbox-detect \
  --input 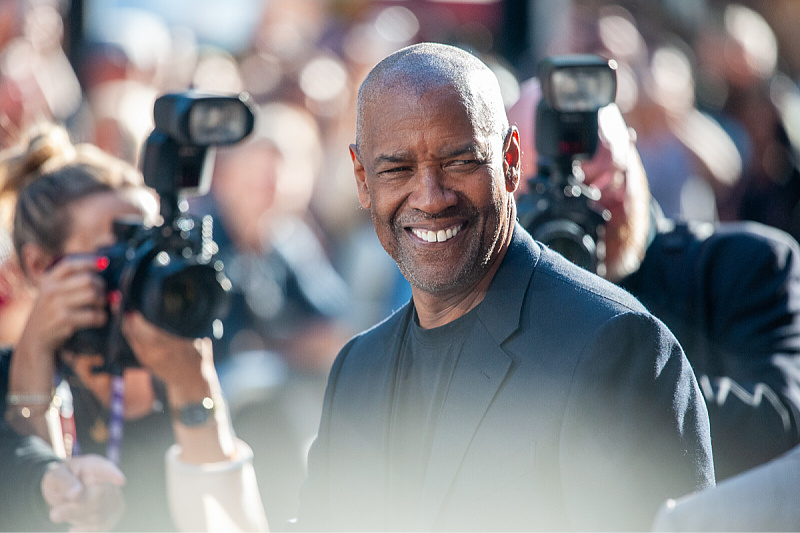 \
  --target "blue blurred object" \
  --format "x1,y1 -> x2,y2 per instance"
216,349 -> 288,413
84,0 -> 266,56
